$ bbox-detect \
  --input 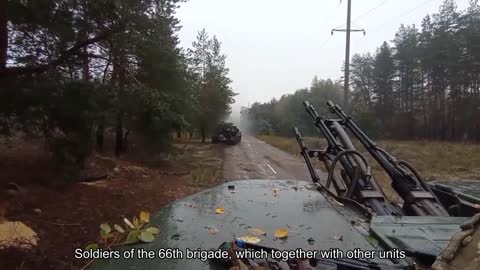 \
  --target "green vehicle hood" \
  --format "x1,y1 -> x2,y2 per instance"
91,180 -> 468,270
